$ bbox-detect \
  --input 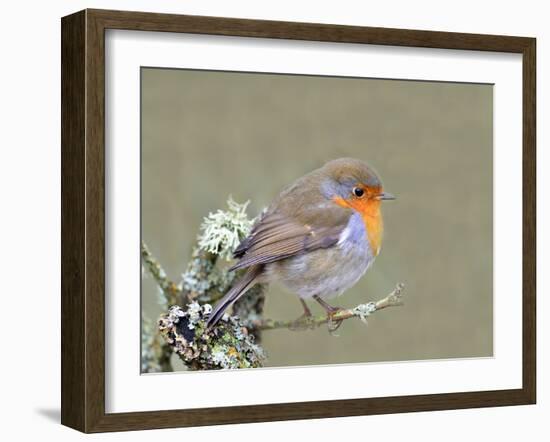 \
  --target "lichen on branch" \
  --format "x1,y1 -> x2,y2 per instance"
158,303 -> 265,370
142,197 -> 267,371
